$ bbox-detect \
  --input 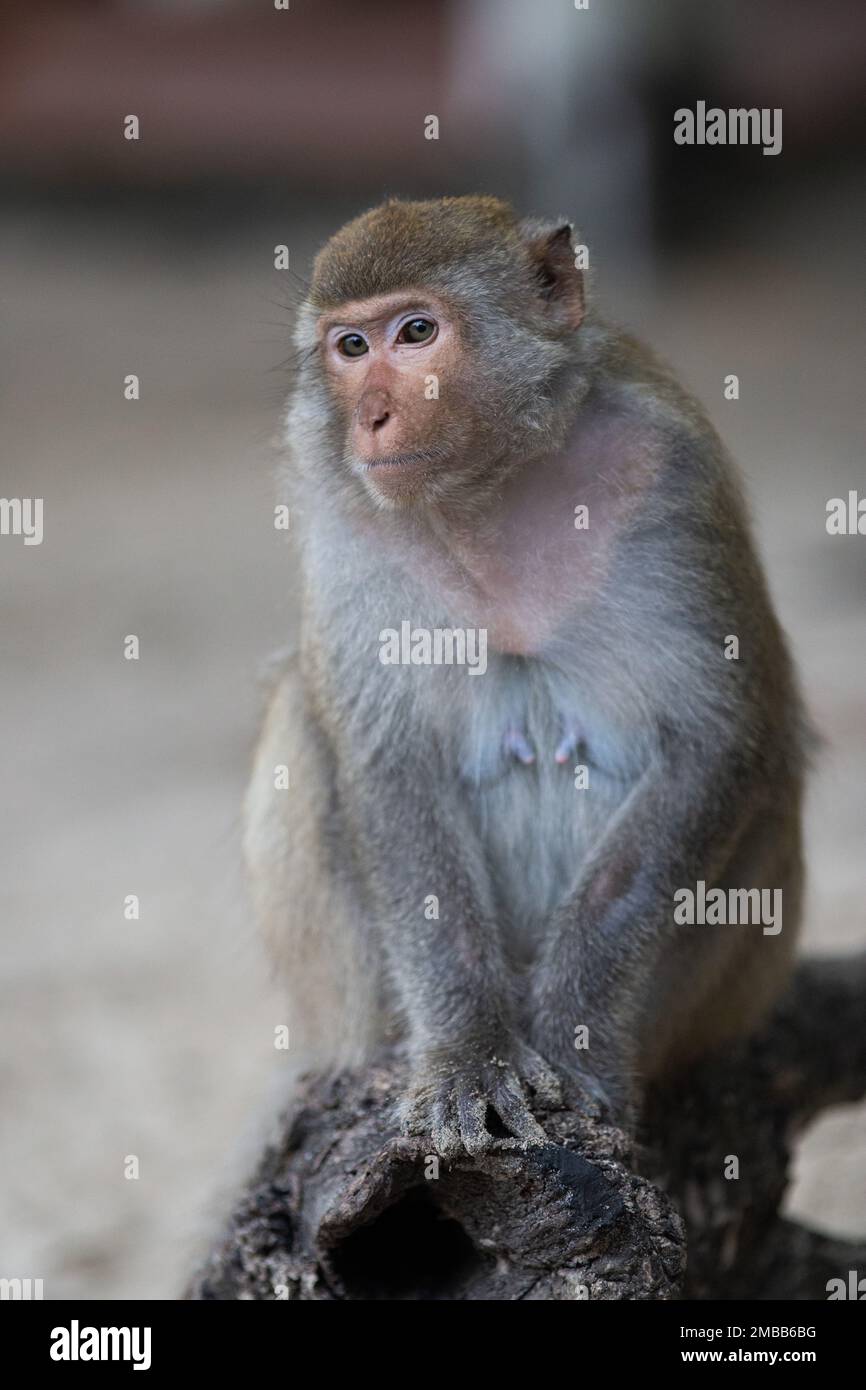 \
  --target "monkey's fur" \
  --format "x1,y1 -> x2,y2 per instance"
244,196 -> 808,1156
